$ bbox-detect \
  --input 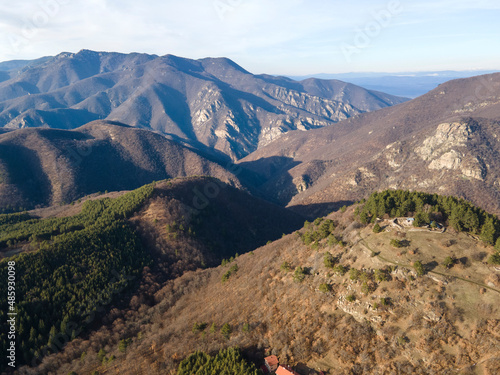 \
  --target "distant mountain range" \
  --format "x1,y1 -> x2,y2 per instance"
290,70 -> 499,98
240,72 -> 500,217
0,50 -> 407,160
1,51 -> 500,218
2,52 -> 500,375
